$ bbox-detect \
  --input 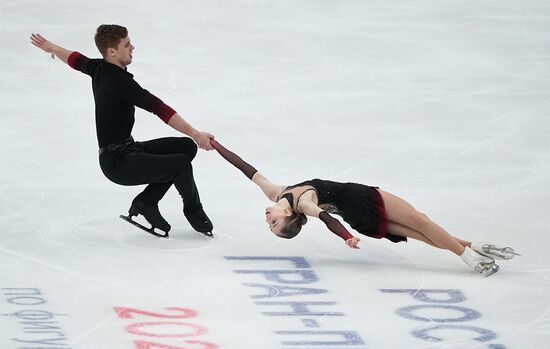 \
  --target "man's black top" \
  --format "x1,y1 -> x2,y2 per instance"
68,51 -> 176,148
